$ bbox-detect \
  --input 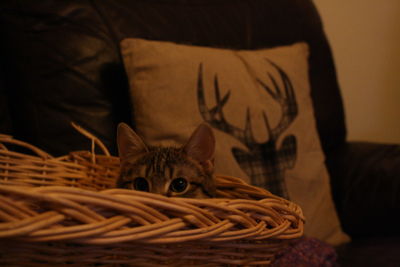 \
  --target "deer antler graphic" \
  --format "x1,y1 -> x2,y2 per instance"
197,60 -> 298,198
